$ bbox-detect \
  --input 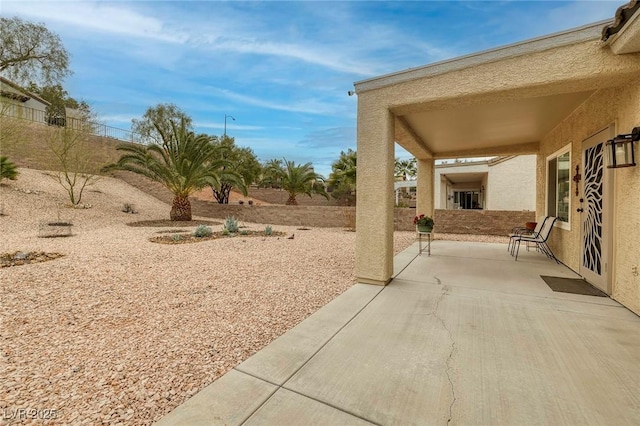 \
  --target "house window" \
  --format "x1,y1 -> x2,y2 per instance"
546,145 -> 571,229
